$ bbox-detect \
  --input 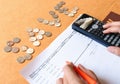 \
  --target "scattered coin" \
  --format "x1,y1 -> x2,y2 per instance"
4,46 -> 12,52
54,6 -> 60,10
55,22 -> 61,27
39,30 -> 45,35
45,32 -> 52,37
62,7 -> 69,11
49,11 -> 55,15
7,41 -> 14,46
21,45 -> 28,52
13,37 -> 21,43
60,1 -> 66,5
28,32 -> 35,37
73,7 -> 79,11
63,11 -> 69,15
36,34 -> 43,40
33,28 -> 40,33
43,20 -> 49,25
29,37 -> 37,42
58,9 -> 64,13
48,21 -> 55,26
37,18 -> 44,23
68,13 -> 75,17
24,54 -> 33,60
54,19 -> 61,23
71,10 -> 77,14
12,47 -> 20,53
52,14 -> 59,19
33,41 -> 41,47
17,56 -> 25,63
26,48 -> 34,54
